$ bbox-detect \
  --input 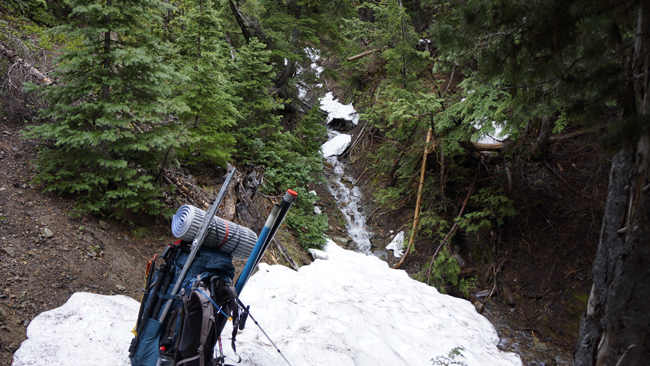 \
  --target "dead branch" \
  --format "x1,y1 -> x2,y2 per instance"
549,130 -> 587,142
394,128 -> 432,269
466,130 -> 586,154
0,41 -> 53,85
228,0 -> 253,43
272,236 -> 299,271
346,49 -> 380,62
342,122 -> 367,159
